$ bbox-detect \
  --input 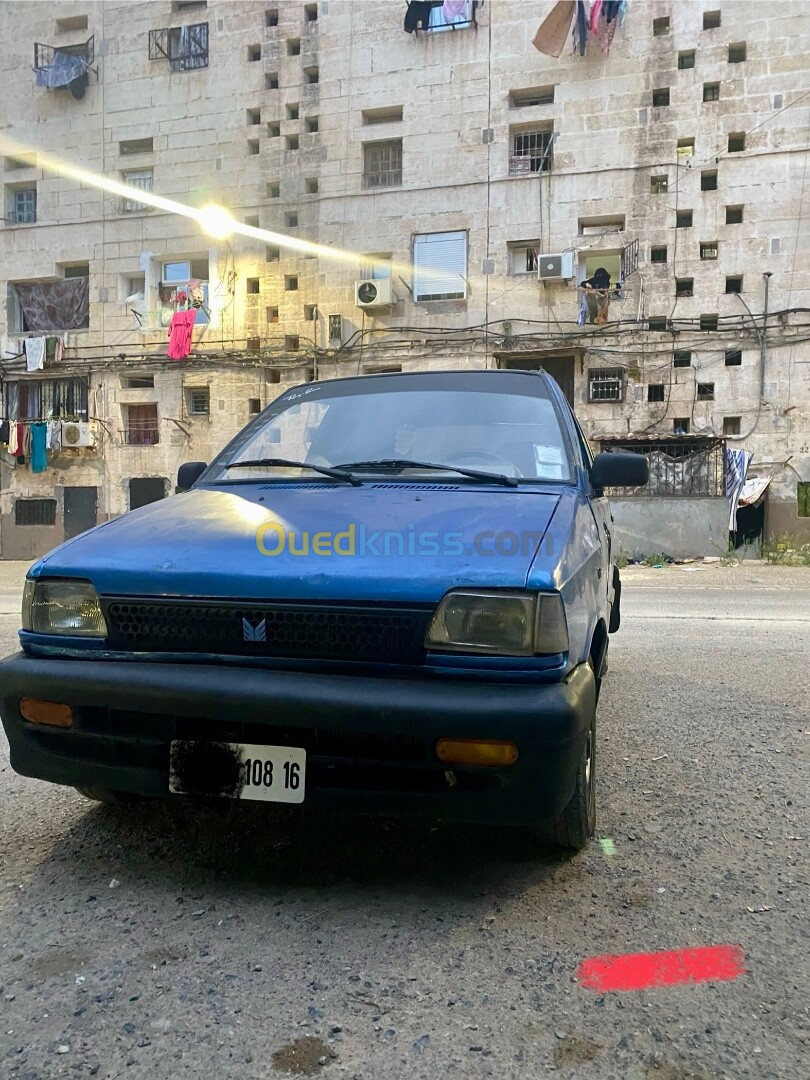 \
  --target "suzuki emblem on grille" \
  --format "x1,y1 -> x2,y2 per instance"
242,617 -> 267,642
